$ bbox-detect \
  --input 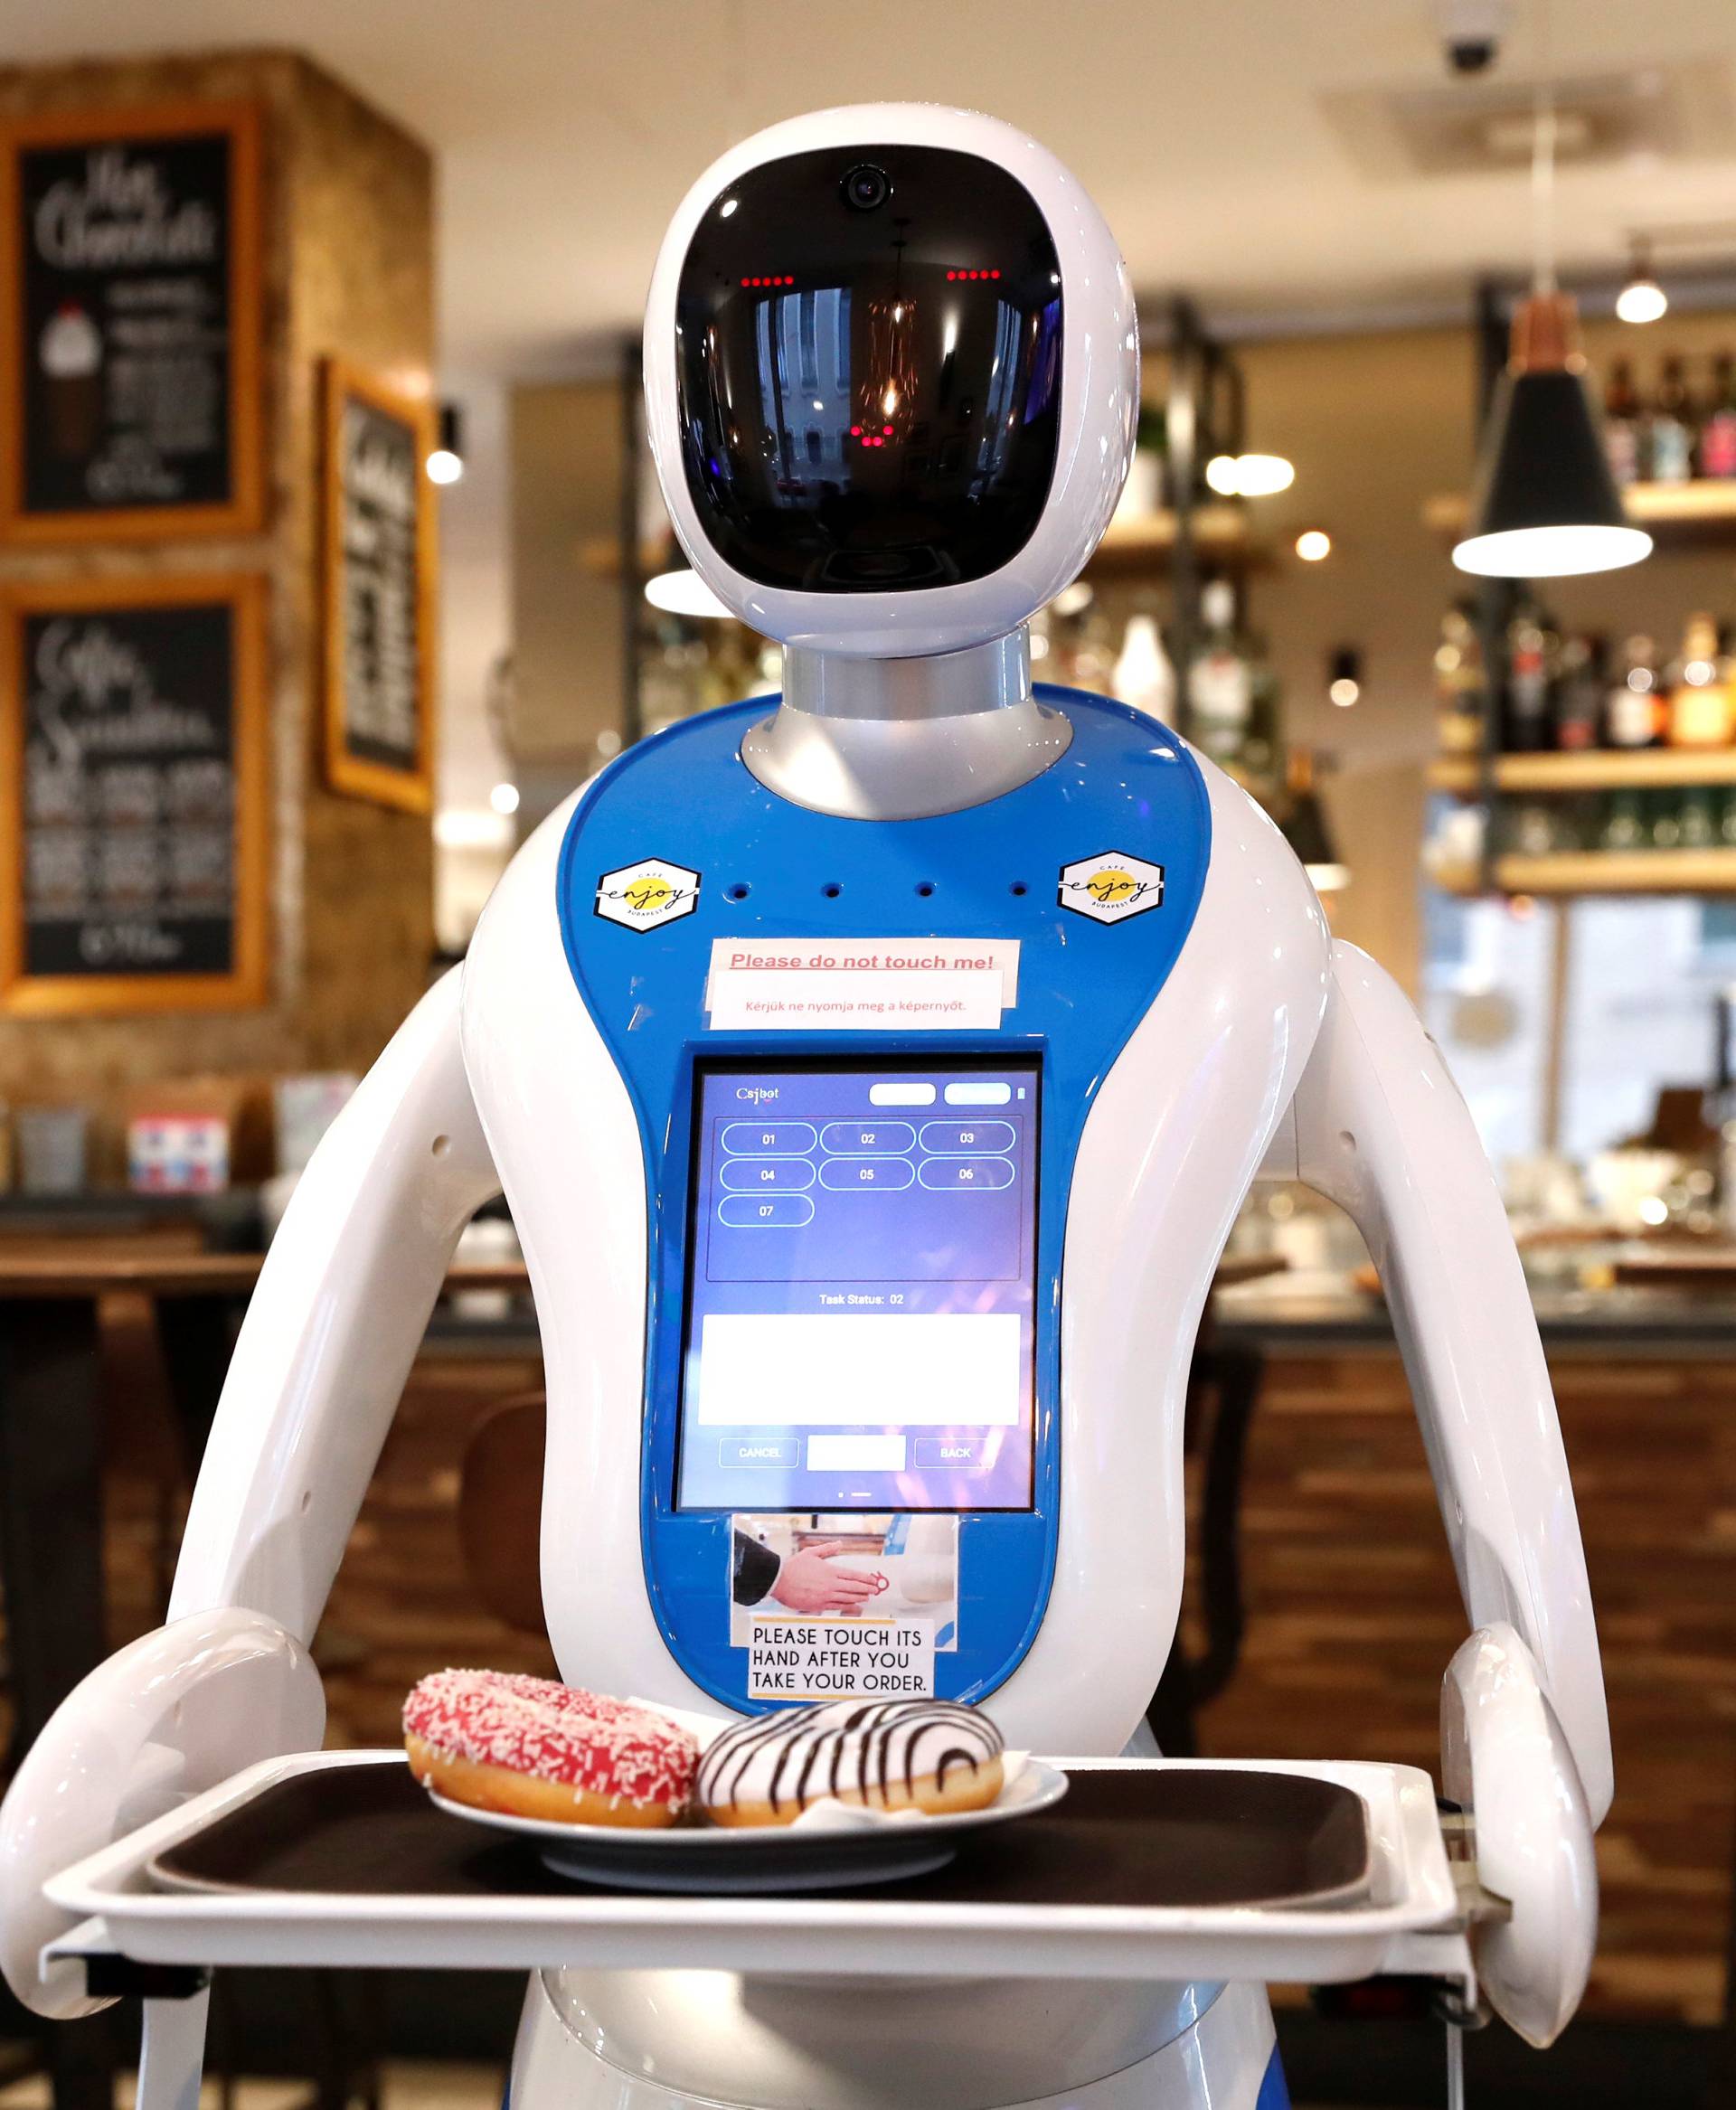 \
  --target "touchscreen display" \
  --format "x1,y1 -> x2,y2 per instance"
676,1060 -> 1040,1512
